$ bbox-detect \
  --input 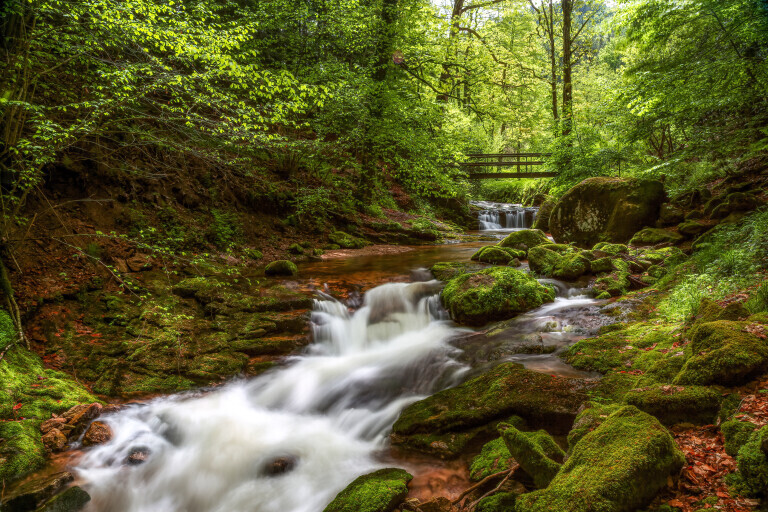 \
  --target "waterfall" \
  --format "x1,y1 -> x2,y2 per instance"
472,201 -> 539,231
75,281 -> 467,512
